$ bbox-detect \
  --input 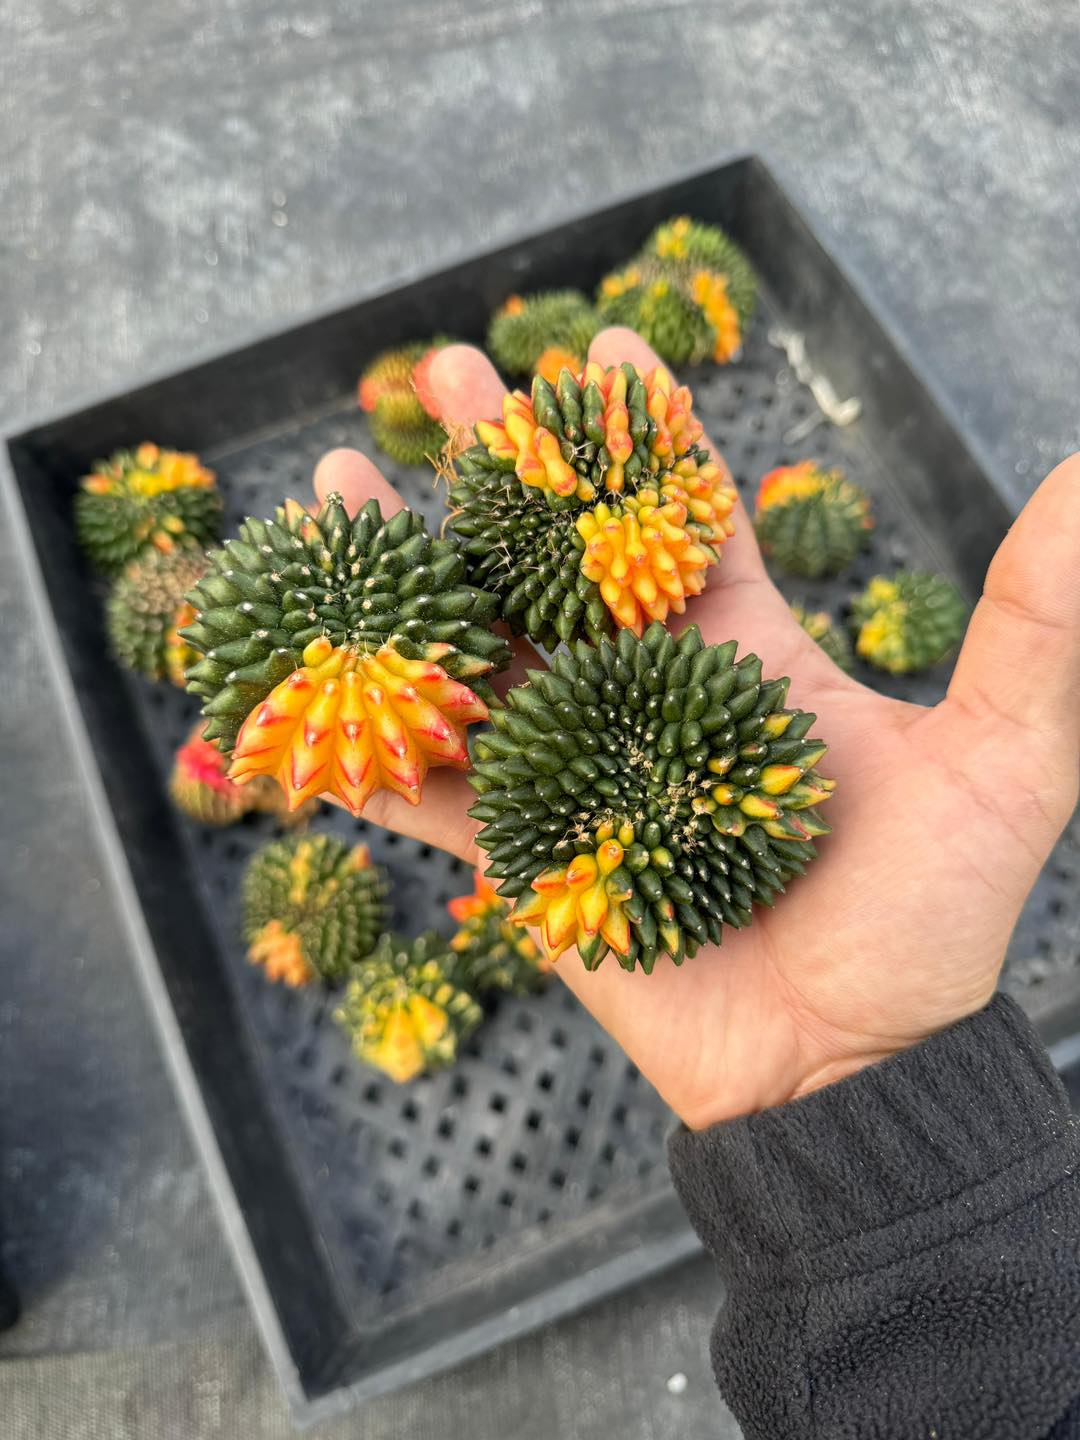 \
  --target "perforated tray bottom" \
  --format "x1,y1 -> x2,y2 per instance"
130,306 -> 1080,1333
